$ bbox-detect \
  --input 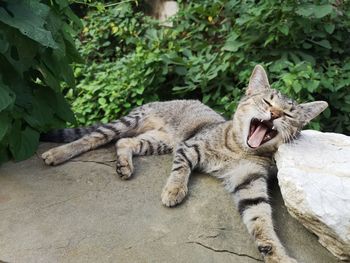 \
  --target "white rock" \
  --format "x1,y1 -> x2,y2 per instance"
145,1 -> 179,27
160,1 -> 179,19
275,130 -> 350,261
